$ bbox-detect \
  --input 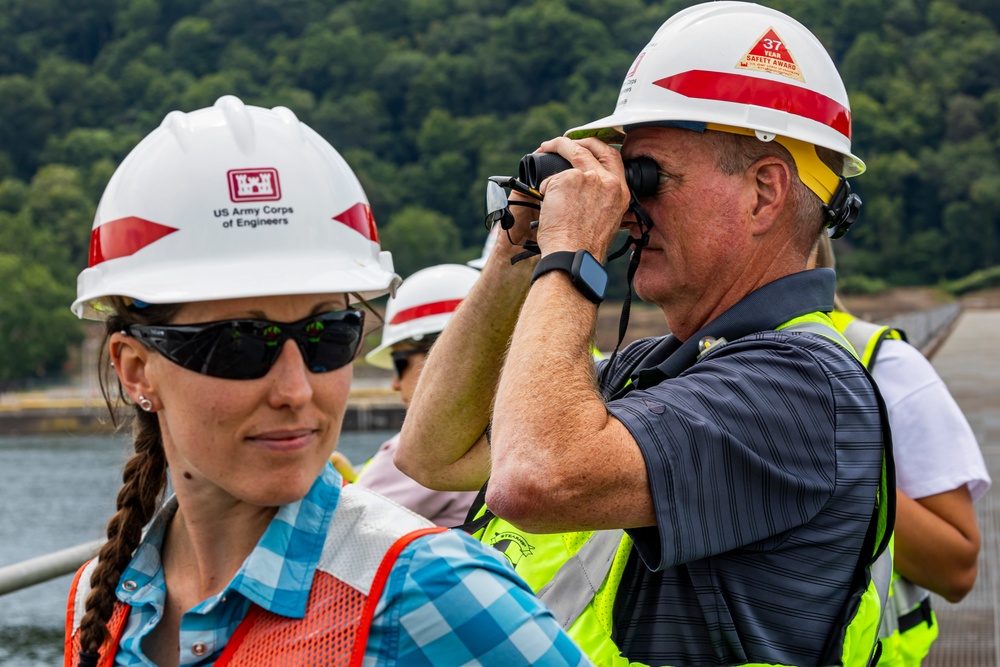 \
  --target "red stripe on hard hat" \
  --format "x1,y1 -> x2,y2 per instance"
89,217 -> 180,267
653,70 -> 852,139
390,299 -> 463,325
333,202 -> 379,242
